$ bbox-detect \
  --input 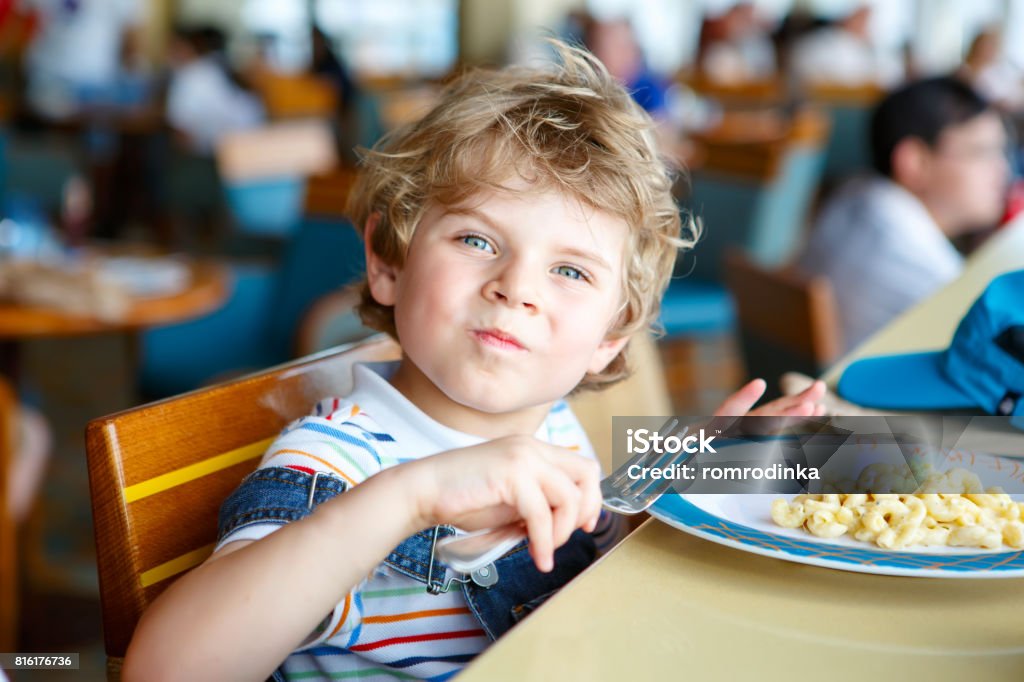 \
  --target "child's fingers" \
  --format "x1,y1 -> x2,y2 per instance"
713,379 -> 767,416
549,452 -> 602,532
538,469 -> 582,552
799,380 -> 827,401
514,479 -> 555,572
